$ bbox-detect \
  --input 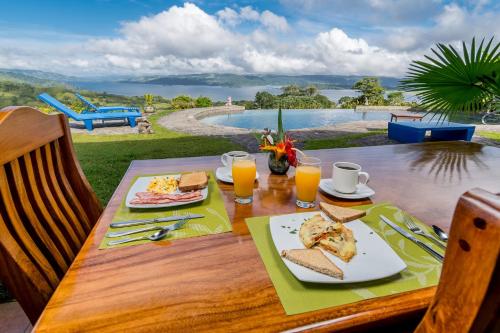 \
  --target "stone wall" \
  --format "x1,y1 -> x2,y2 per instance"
355,105 -> 422,112
191,105 -> 246,120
